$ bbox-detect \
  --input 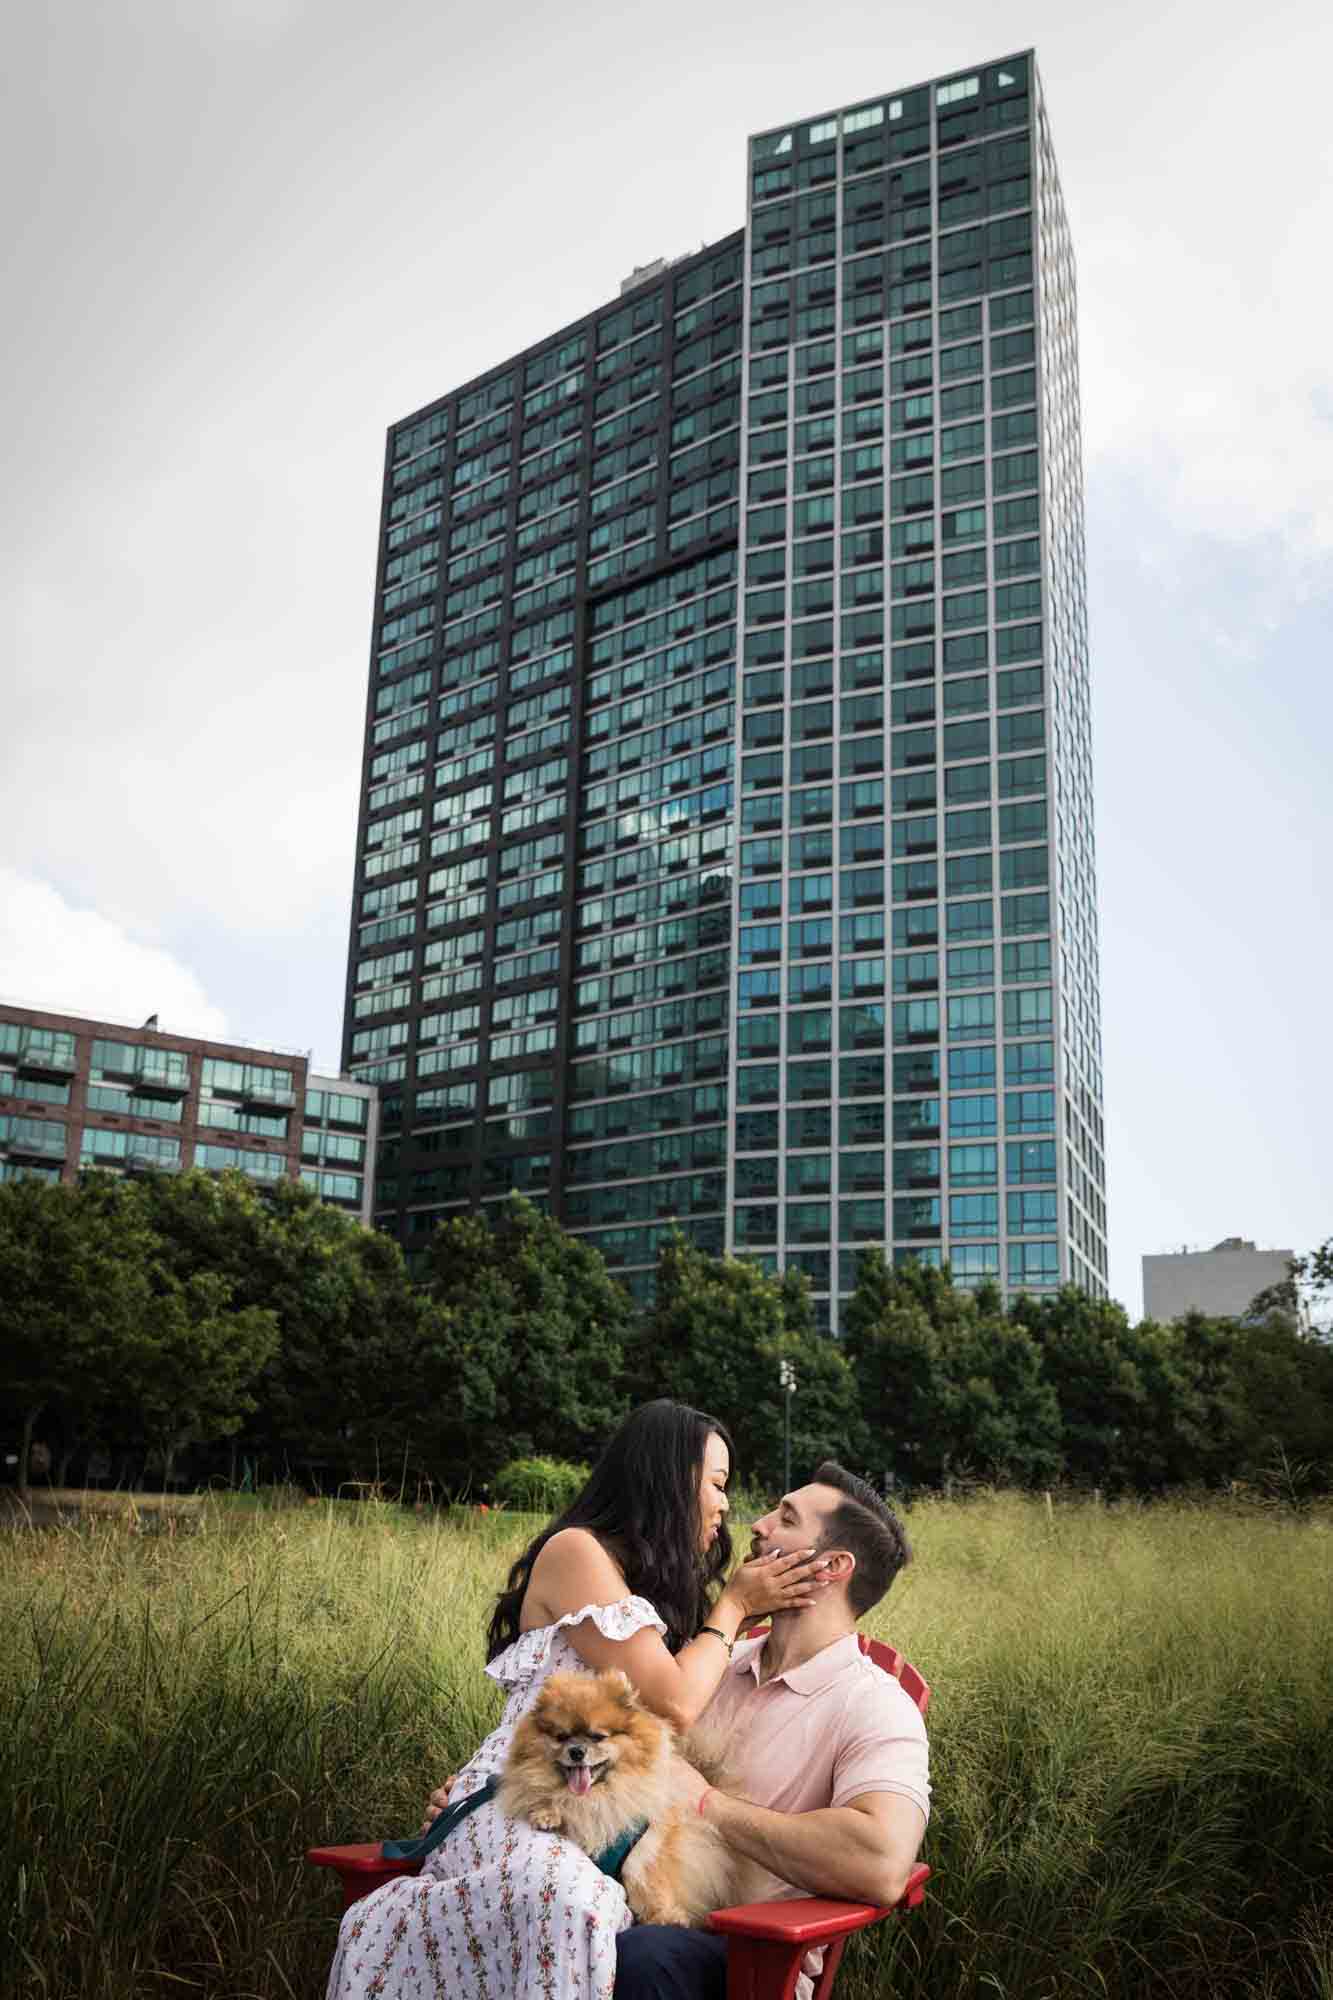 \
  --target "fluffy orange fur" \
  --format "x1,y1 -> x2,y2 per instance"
498,1668 -> 763,1927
